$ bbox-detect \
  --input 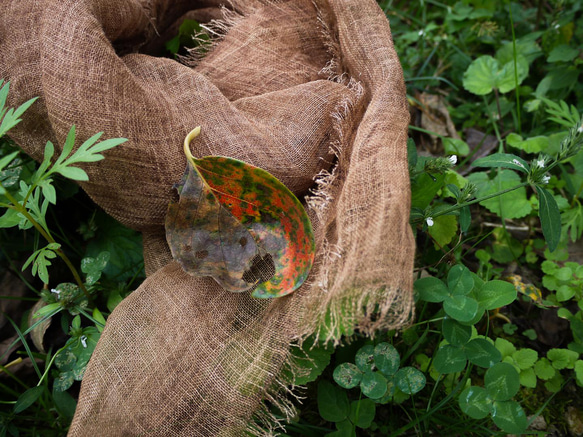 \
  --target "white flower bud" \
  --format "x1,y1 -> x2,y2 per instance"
426,217 -> 434,227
